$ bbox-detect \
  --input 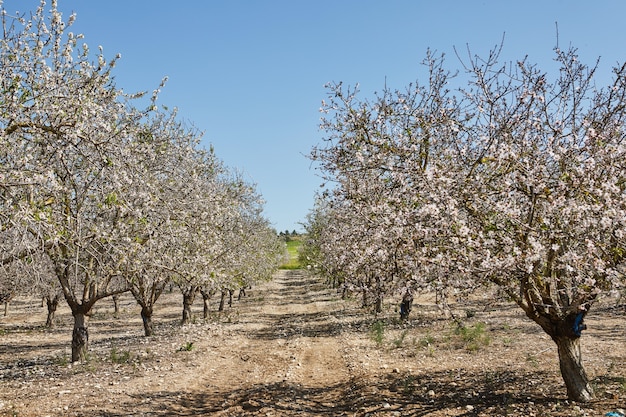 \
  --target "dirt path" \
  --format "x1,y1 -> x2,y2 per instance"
189,269 -> 357,416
